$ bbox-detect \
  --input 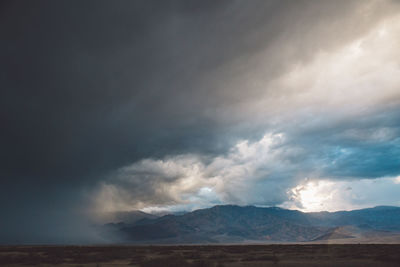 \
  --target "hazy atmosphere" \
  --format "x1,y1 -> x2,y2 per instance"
1,0 -> 400,244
